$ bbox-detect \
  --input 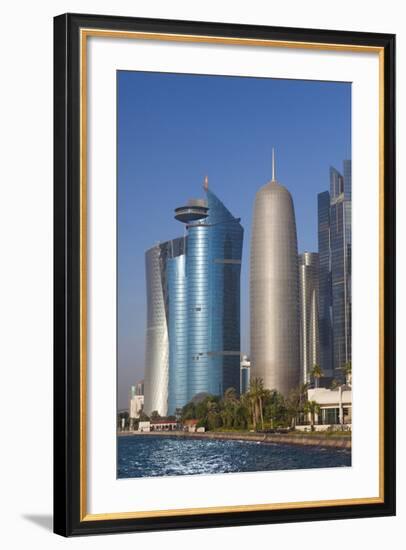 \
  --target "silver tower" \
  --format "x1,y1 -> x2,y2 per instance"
144,238 -> 185,416
250,150 -> 300,396
144,244 -> 169,416
299,252 -> 320,384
